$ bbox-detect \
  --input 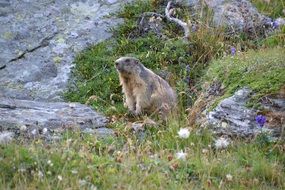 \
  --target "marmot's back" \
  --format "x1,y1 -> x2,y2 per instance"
115,57 -> 177,117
